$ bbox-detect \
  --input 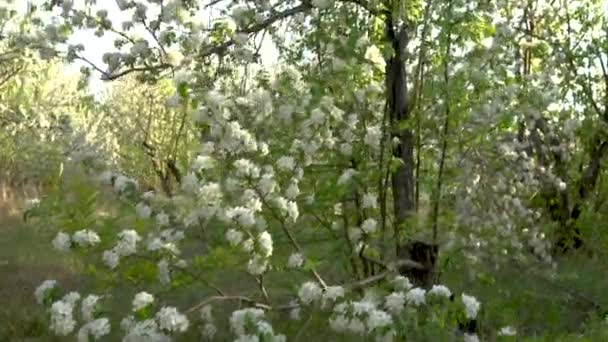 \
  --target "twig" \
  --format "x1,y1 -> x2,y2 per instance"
431,0 -> 453,244
253,186 -> 328,289
186,295 -> 271,314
